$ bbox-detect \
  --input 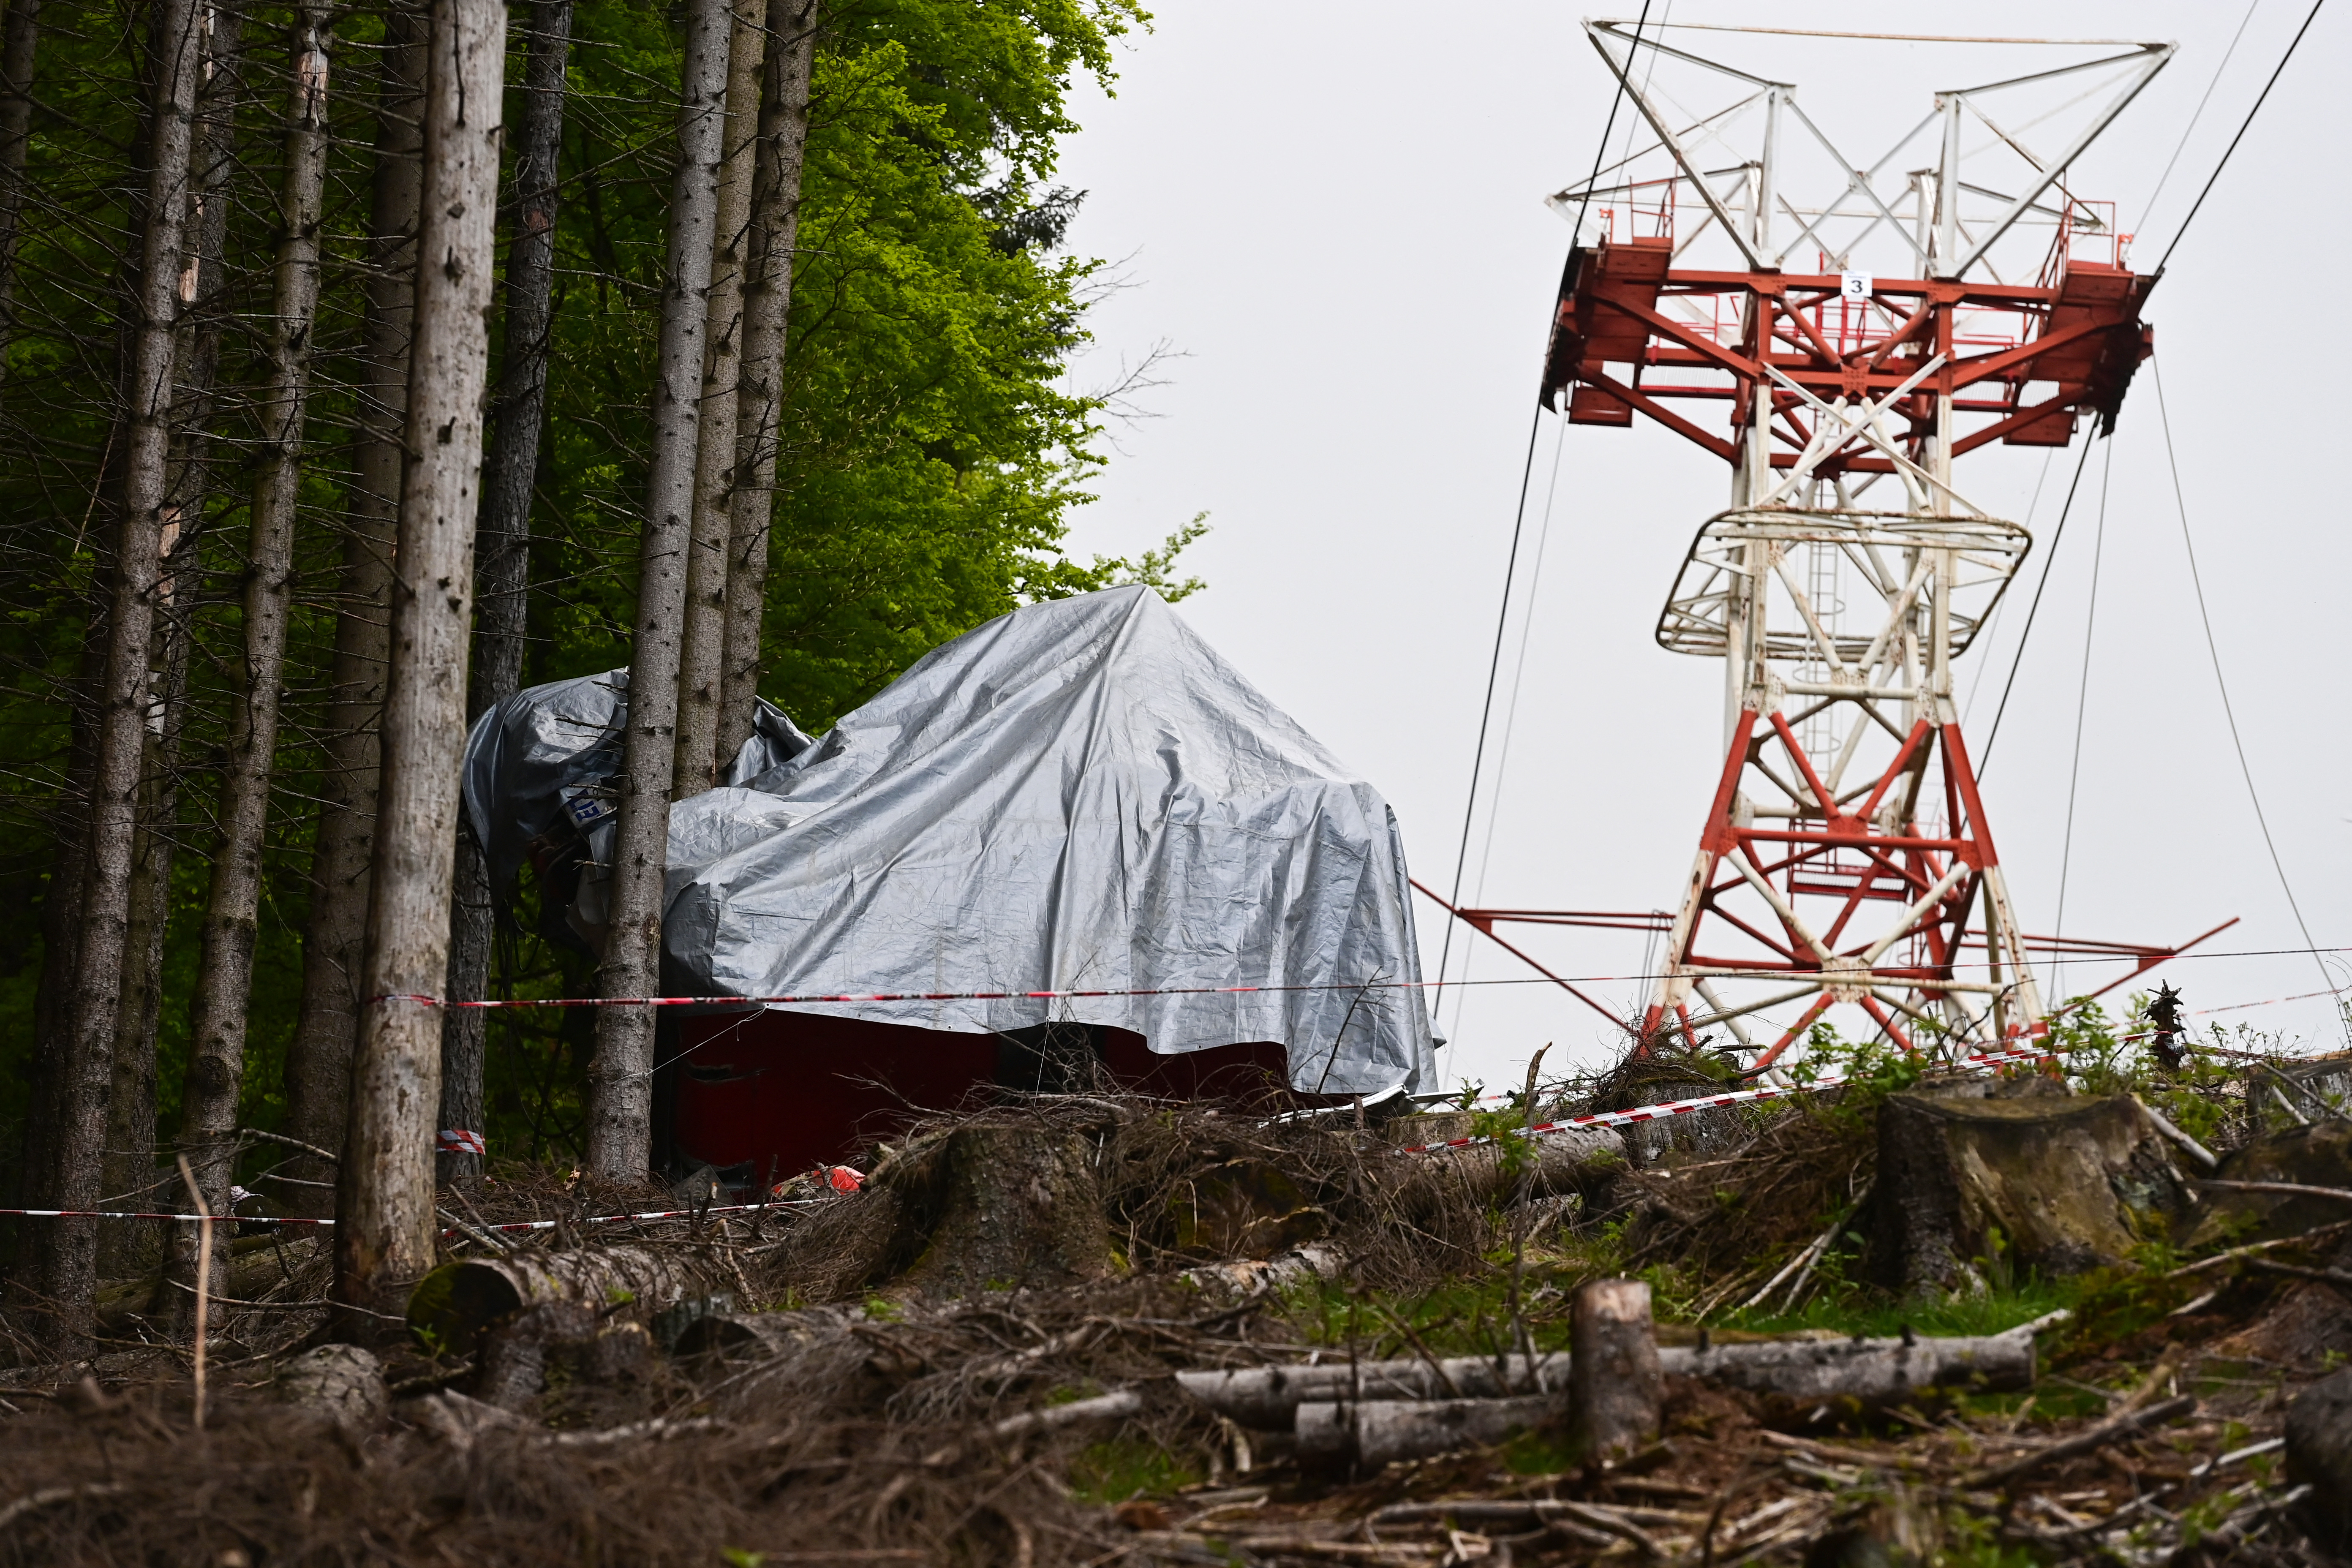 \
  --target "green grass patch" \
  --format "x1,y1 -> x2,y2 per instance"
1067,1438 -> 1200,1504
1710,1277 -> 2075,1341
